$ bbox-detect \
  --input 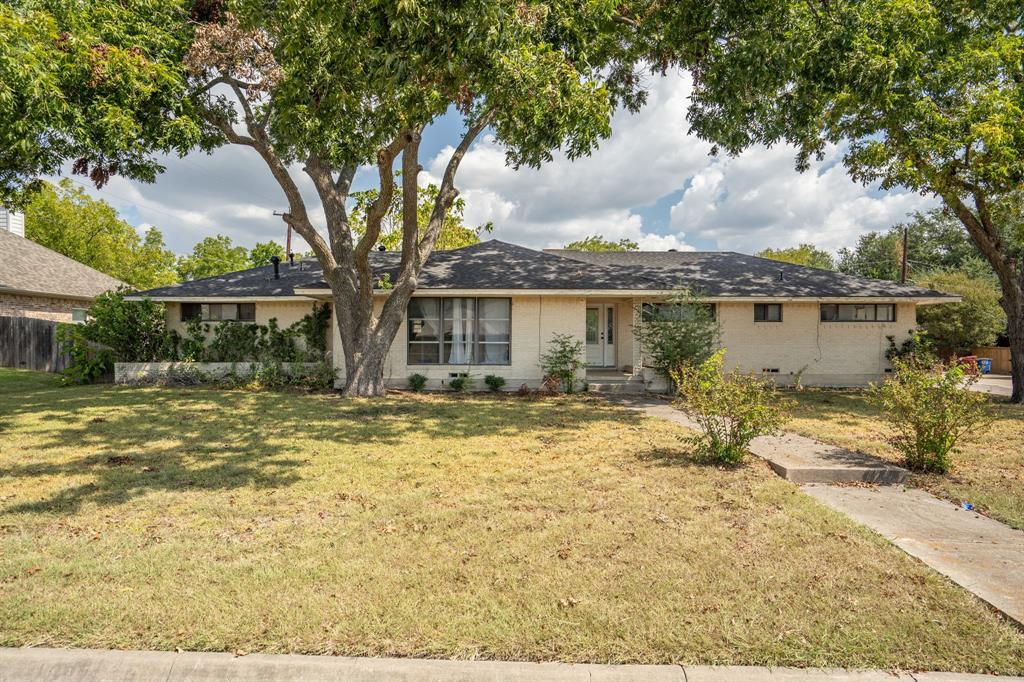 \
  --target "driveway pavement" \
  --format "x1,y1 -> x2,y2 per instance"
1,648 -> 1021,682
970,375 -> 1013,398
